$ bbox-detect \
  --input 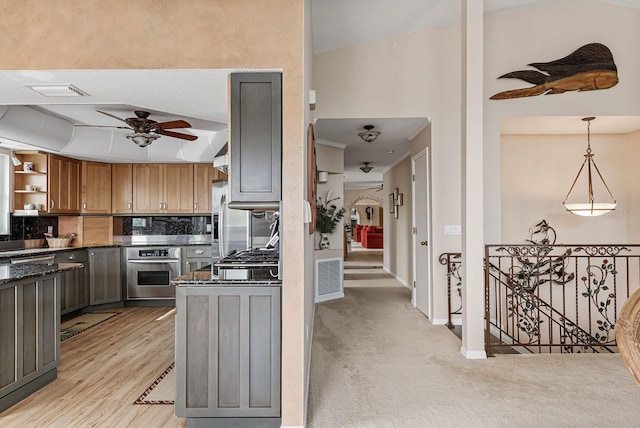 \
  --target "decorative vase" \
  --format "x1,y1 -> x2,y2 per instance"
320,233 -> 330,250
